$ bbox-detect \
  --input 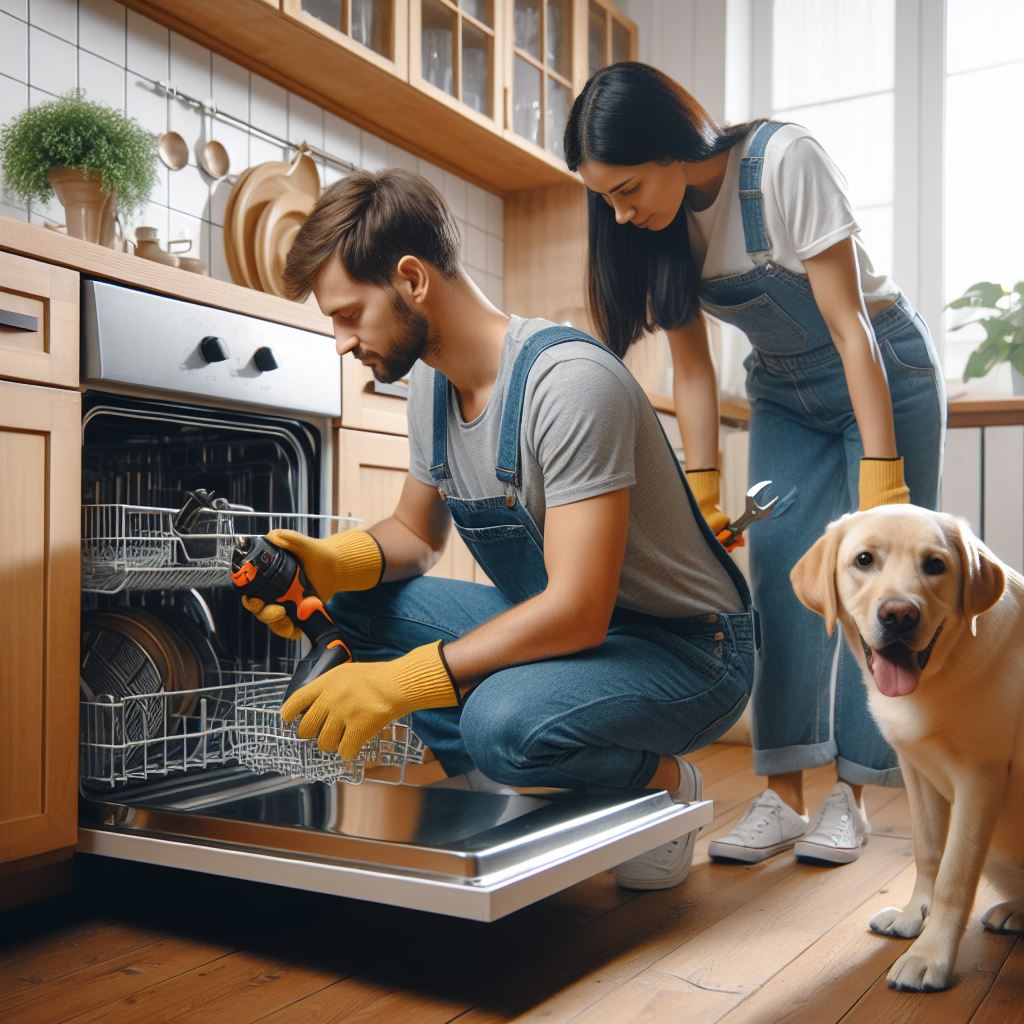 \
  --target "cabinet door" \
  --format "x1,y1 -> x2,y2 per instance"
281,0 -> 408,73
410,0 -> 503,128
340,355 -> 411,436
0,251 -> 78,389
334,428 -> 478,581
583,0 -> 636,80
0,382 -> 80,864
